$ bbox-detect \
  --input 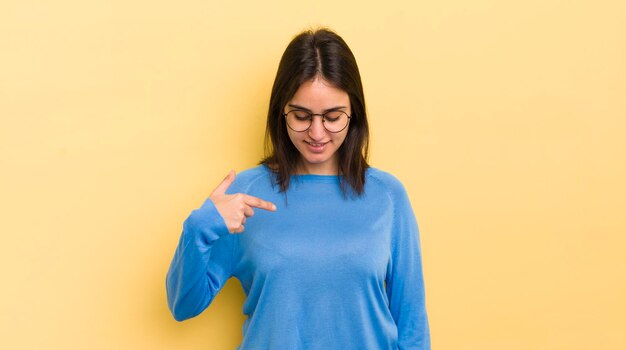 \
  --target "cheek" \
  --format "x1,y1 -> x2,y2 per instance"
333,130 -> 349,146
286,129 -> 303,150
